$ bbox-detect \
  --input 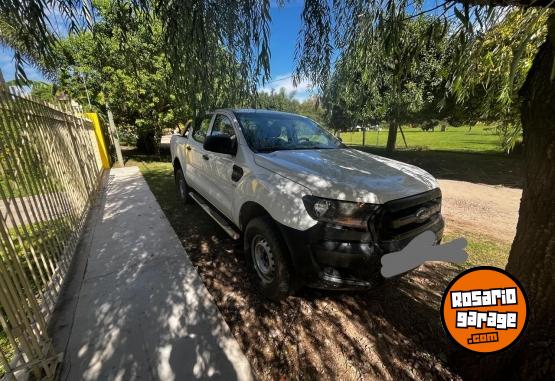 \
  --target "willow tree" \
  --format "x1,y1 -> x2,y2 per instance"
1,0 -> 553,378
450,8 -> 549,149
0,0 -> 273,113
295,1 -> 554,377
321,15 -> 451,143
